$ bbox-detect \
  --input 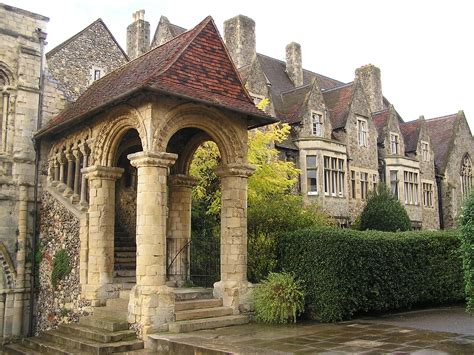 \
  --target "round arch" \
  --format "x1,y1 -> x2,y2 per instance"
93,105 -> 148,167
153,104 -> 247,167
